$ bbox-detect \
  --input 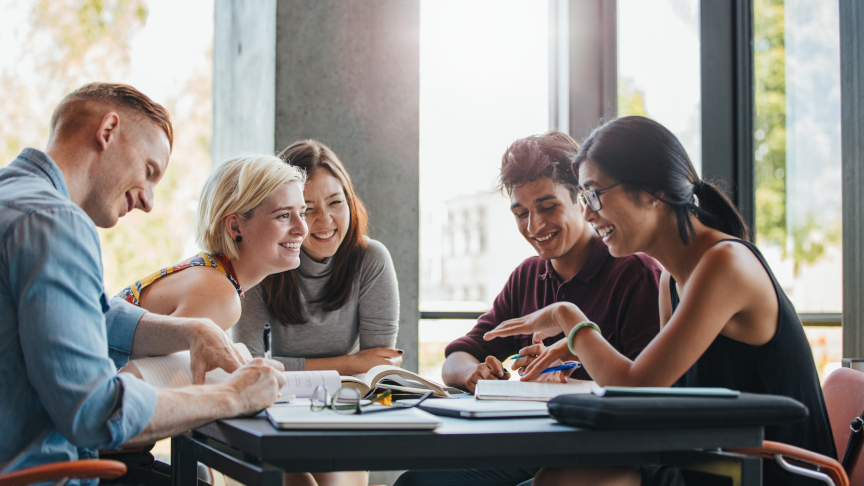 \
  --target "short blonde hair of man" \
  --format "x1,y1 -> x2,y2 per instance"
196,154 -> 306,260
50,82 -> 174,149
